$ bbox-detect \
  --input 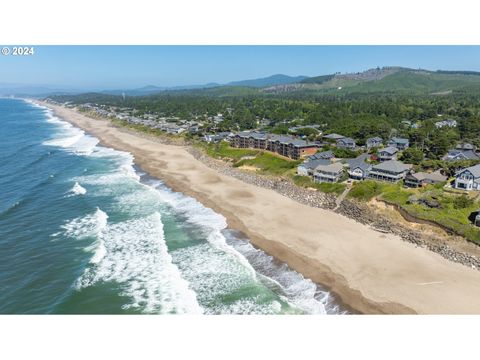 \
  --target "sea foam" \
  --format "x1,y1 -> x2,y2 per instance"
66,182 -> 87,197
75,211 -> 203,314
